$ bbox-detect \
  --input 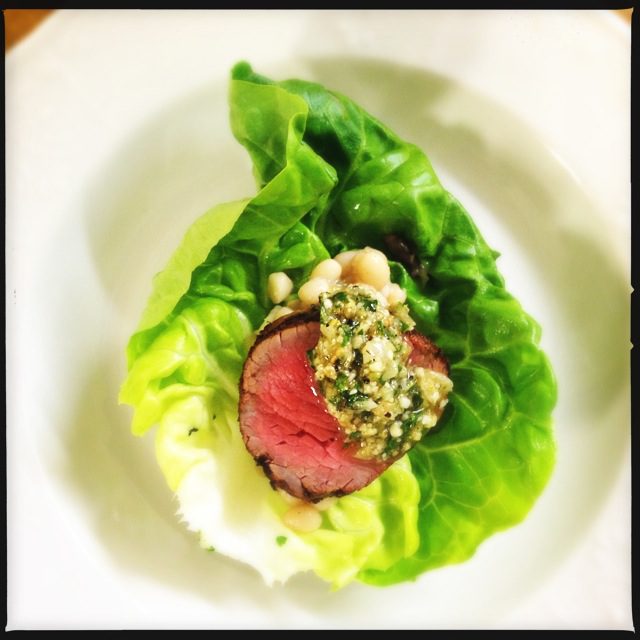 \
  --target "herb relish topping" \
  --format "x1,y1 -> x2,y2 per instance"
309,283 -> 452,461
